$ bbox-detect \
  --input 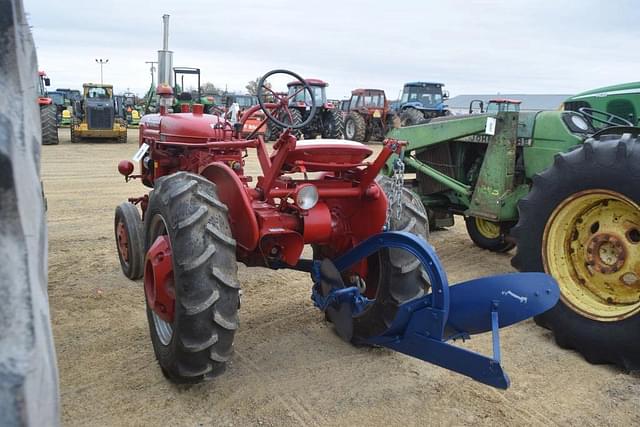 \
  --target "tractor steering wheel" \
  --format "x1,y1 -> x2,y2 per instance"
256,69 -> 317,129
578,107 -> 633,127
